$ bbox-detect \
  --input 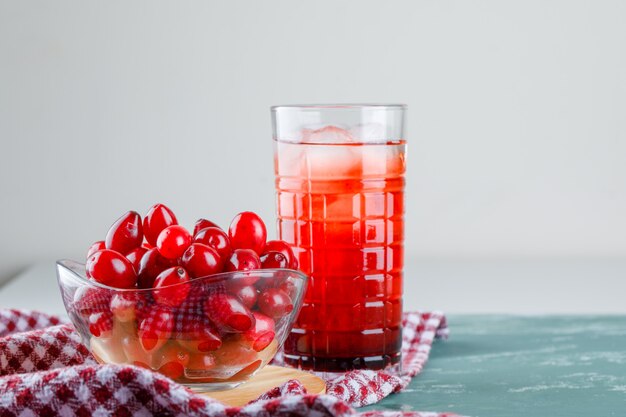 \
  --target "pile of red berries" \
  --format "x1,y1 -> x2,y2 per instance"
72,204 -> 301,382
86,204 -> 298,291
